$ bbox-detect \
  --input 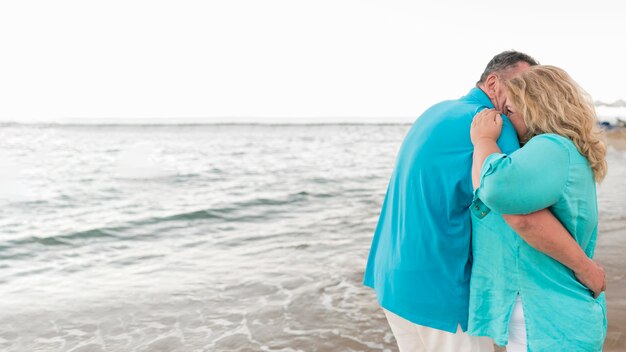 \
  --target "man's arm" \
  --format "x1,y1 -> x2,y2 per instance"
503,211 -> 606,298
